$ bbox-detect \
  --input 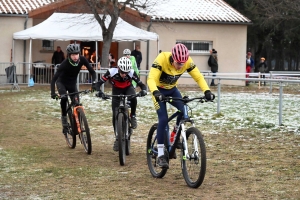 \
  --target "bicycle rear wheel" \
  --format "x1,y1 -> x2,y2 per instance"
77,108 -> 92,154
117,112 -> 126,165
65,109 -> 76,148
146,123 -> 168,178
182,127 -> 206,188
